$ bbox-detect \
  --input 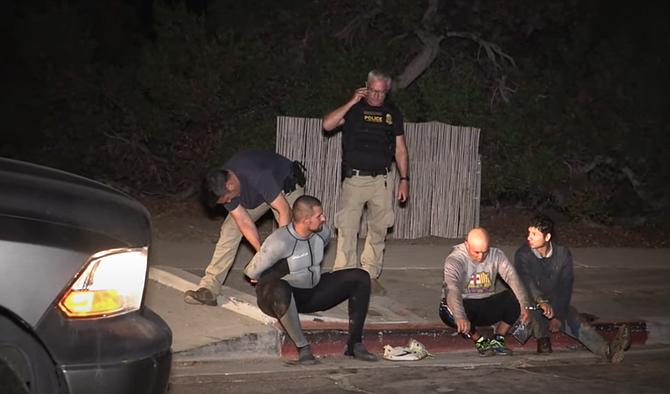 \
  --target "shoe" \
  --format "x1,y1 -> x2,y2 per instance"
607,325 -> 631,364
343,342 -> 378,361
489,334 -> 512,356
298,345 -> 318,365
474,337 -> 496,357
184,287 -> 218,306
537,337 -> 553,354
370,279 -> 388,296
